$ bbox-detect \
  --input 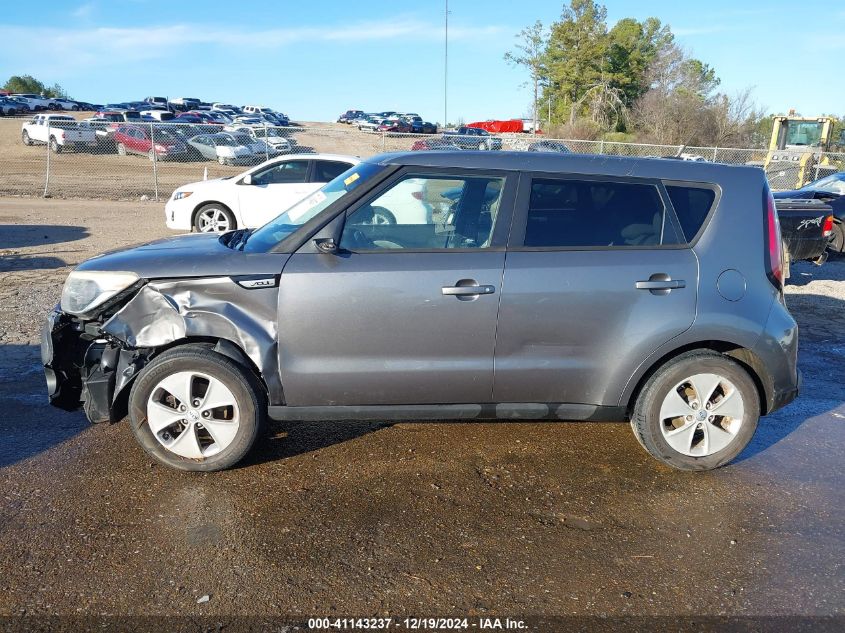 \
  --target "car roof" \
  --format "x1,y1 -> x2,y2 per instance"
367,150 -> 763,181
